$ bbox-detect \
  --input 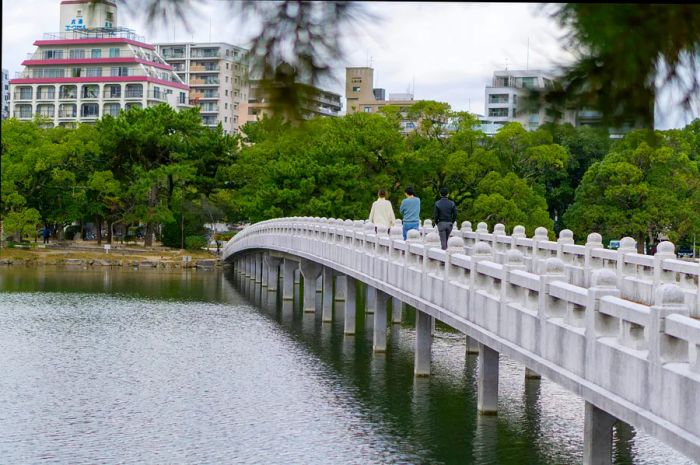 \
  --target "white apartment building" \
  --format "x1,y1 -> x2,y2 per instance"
2,69 -> 9,119
9,0 -> 189,128
154,42 -> 249,134
482,69 -> 603,135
